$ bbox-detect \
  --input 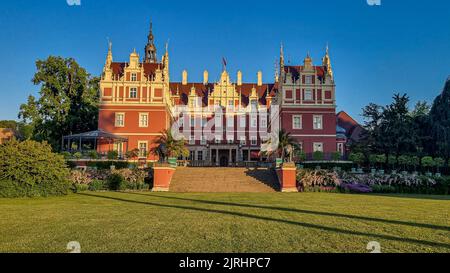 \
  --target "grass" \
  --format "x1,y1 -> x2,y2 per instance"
0,192 -> 449,253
